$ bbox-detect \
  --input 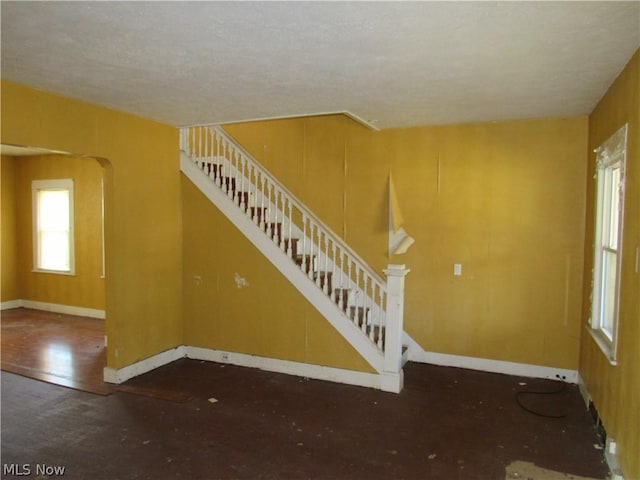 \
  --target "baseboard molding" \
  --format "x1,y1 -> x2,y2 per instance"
102,344 -> 400,392
409,349 -> 578,383
103,345 -> 575,394
103,346 -> 186,384
0,299 -> 106,319
185,346 -> 394,391
0,300 -> 22,310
